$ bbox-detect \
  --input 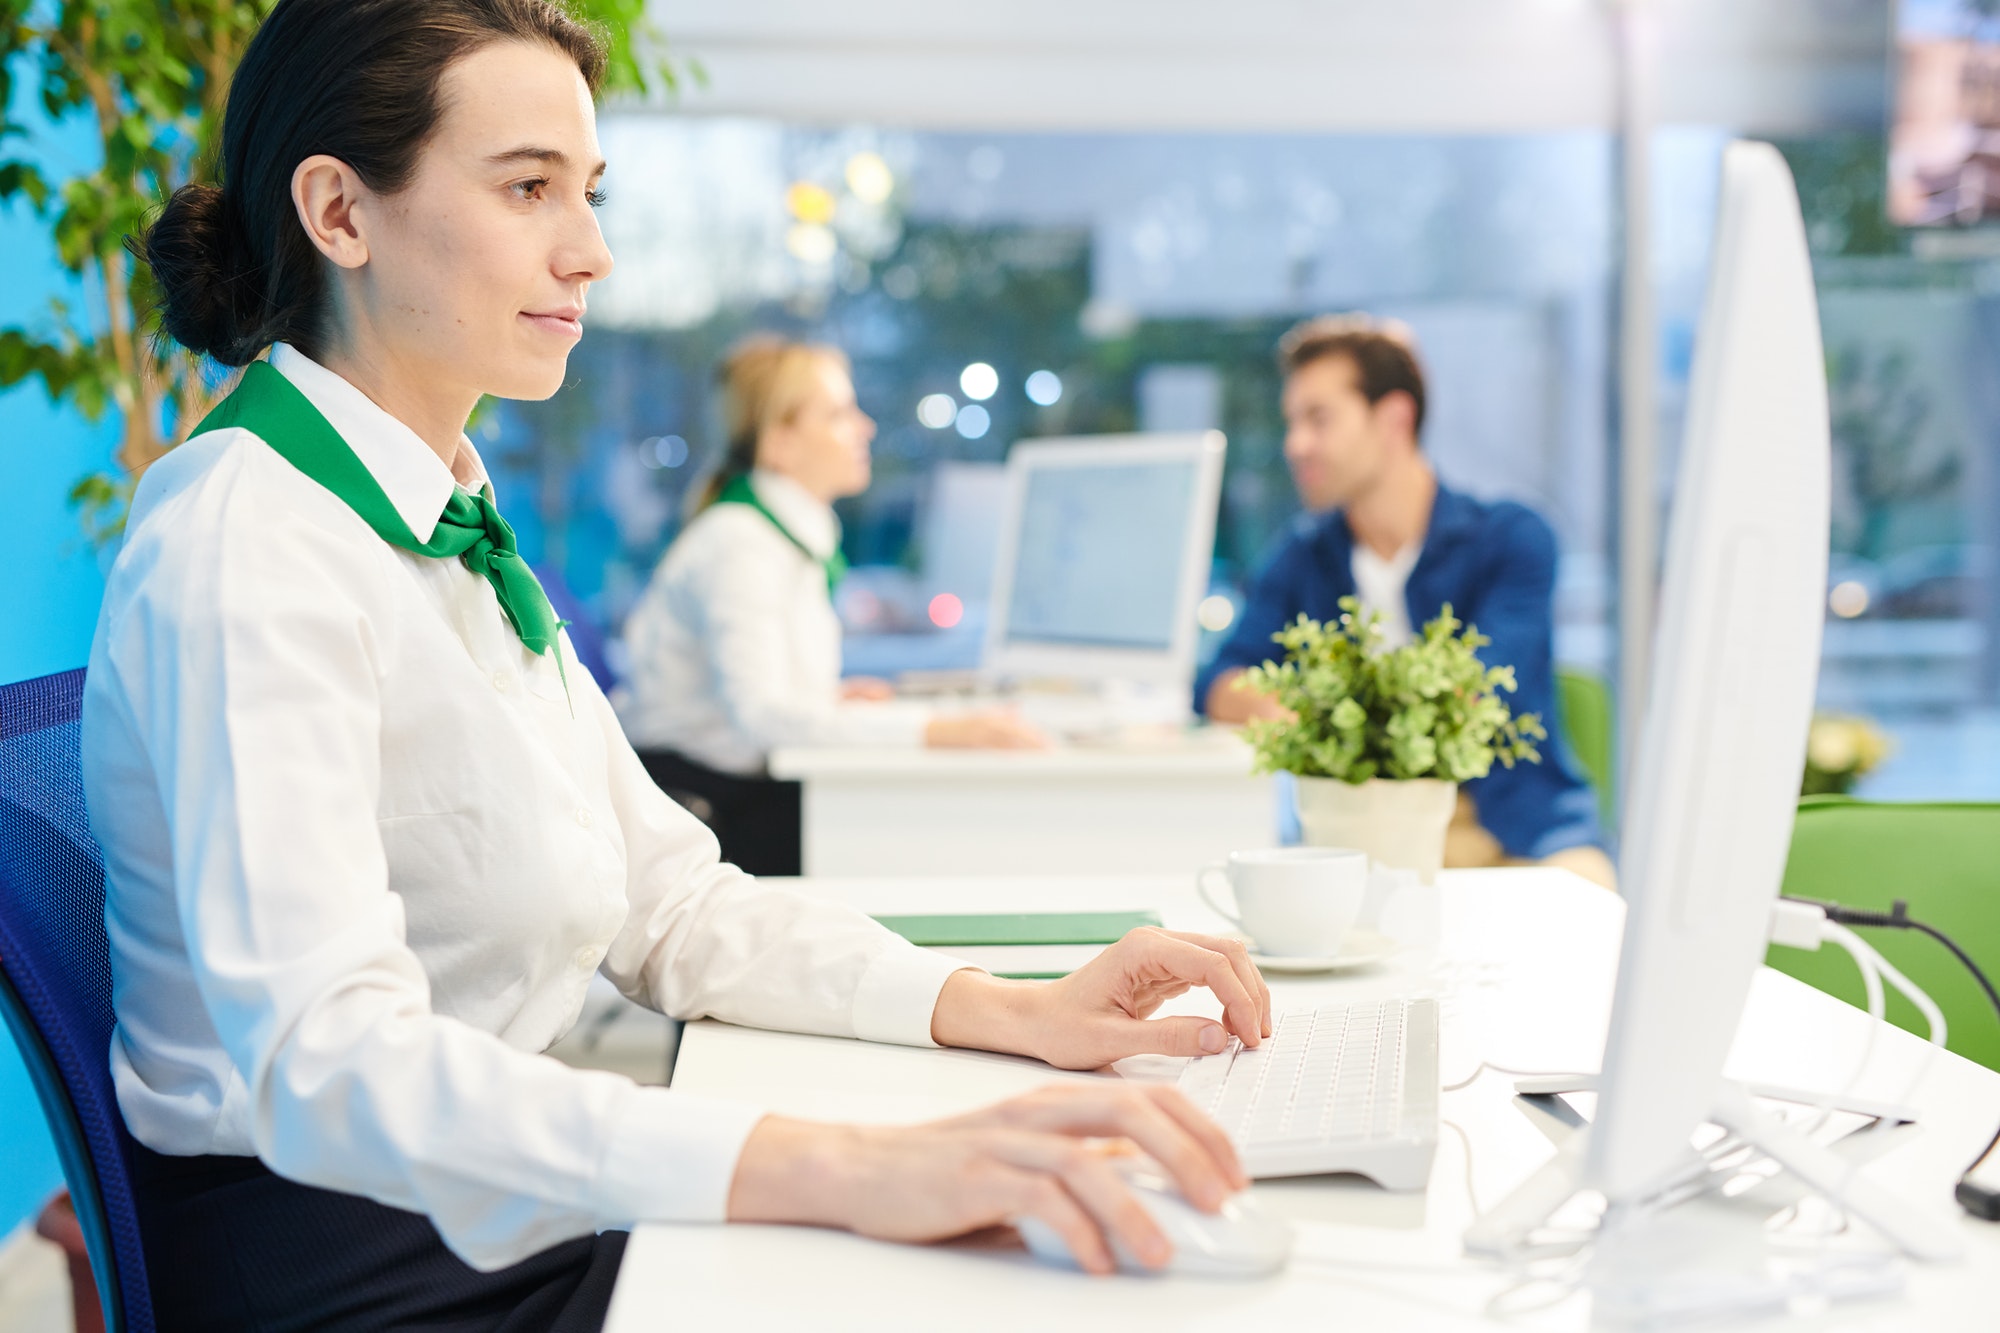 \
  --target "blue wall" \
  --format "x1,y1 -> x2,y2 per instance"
2,88 -> 115,1237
